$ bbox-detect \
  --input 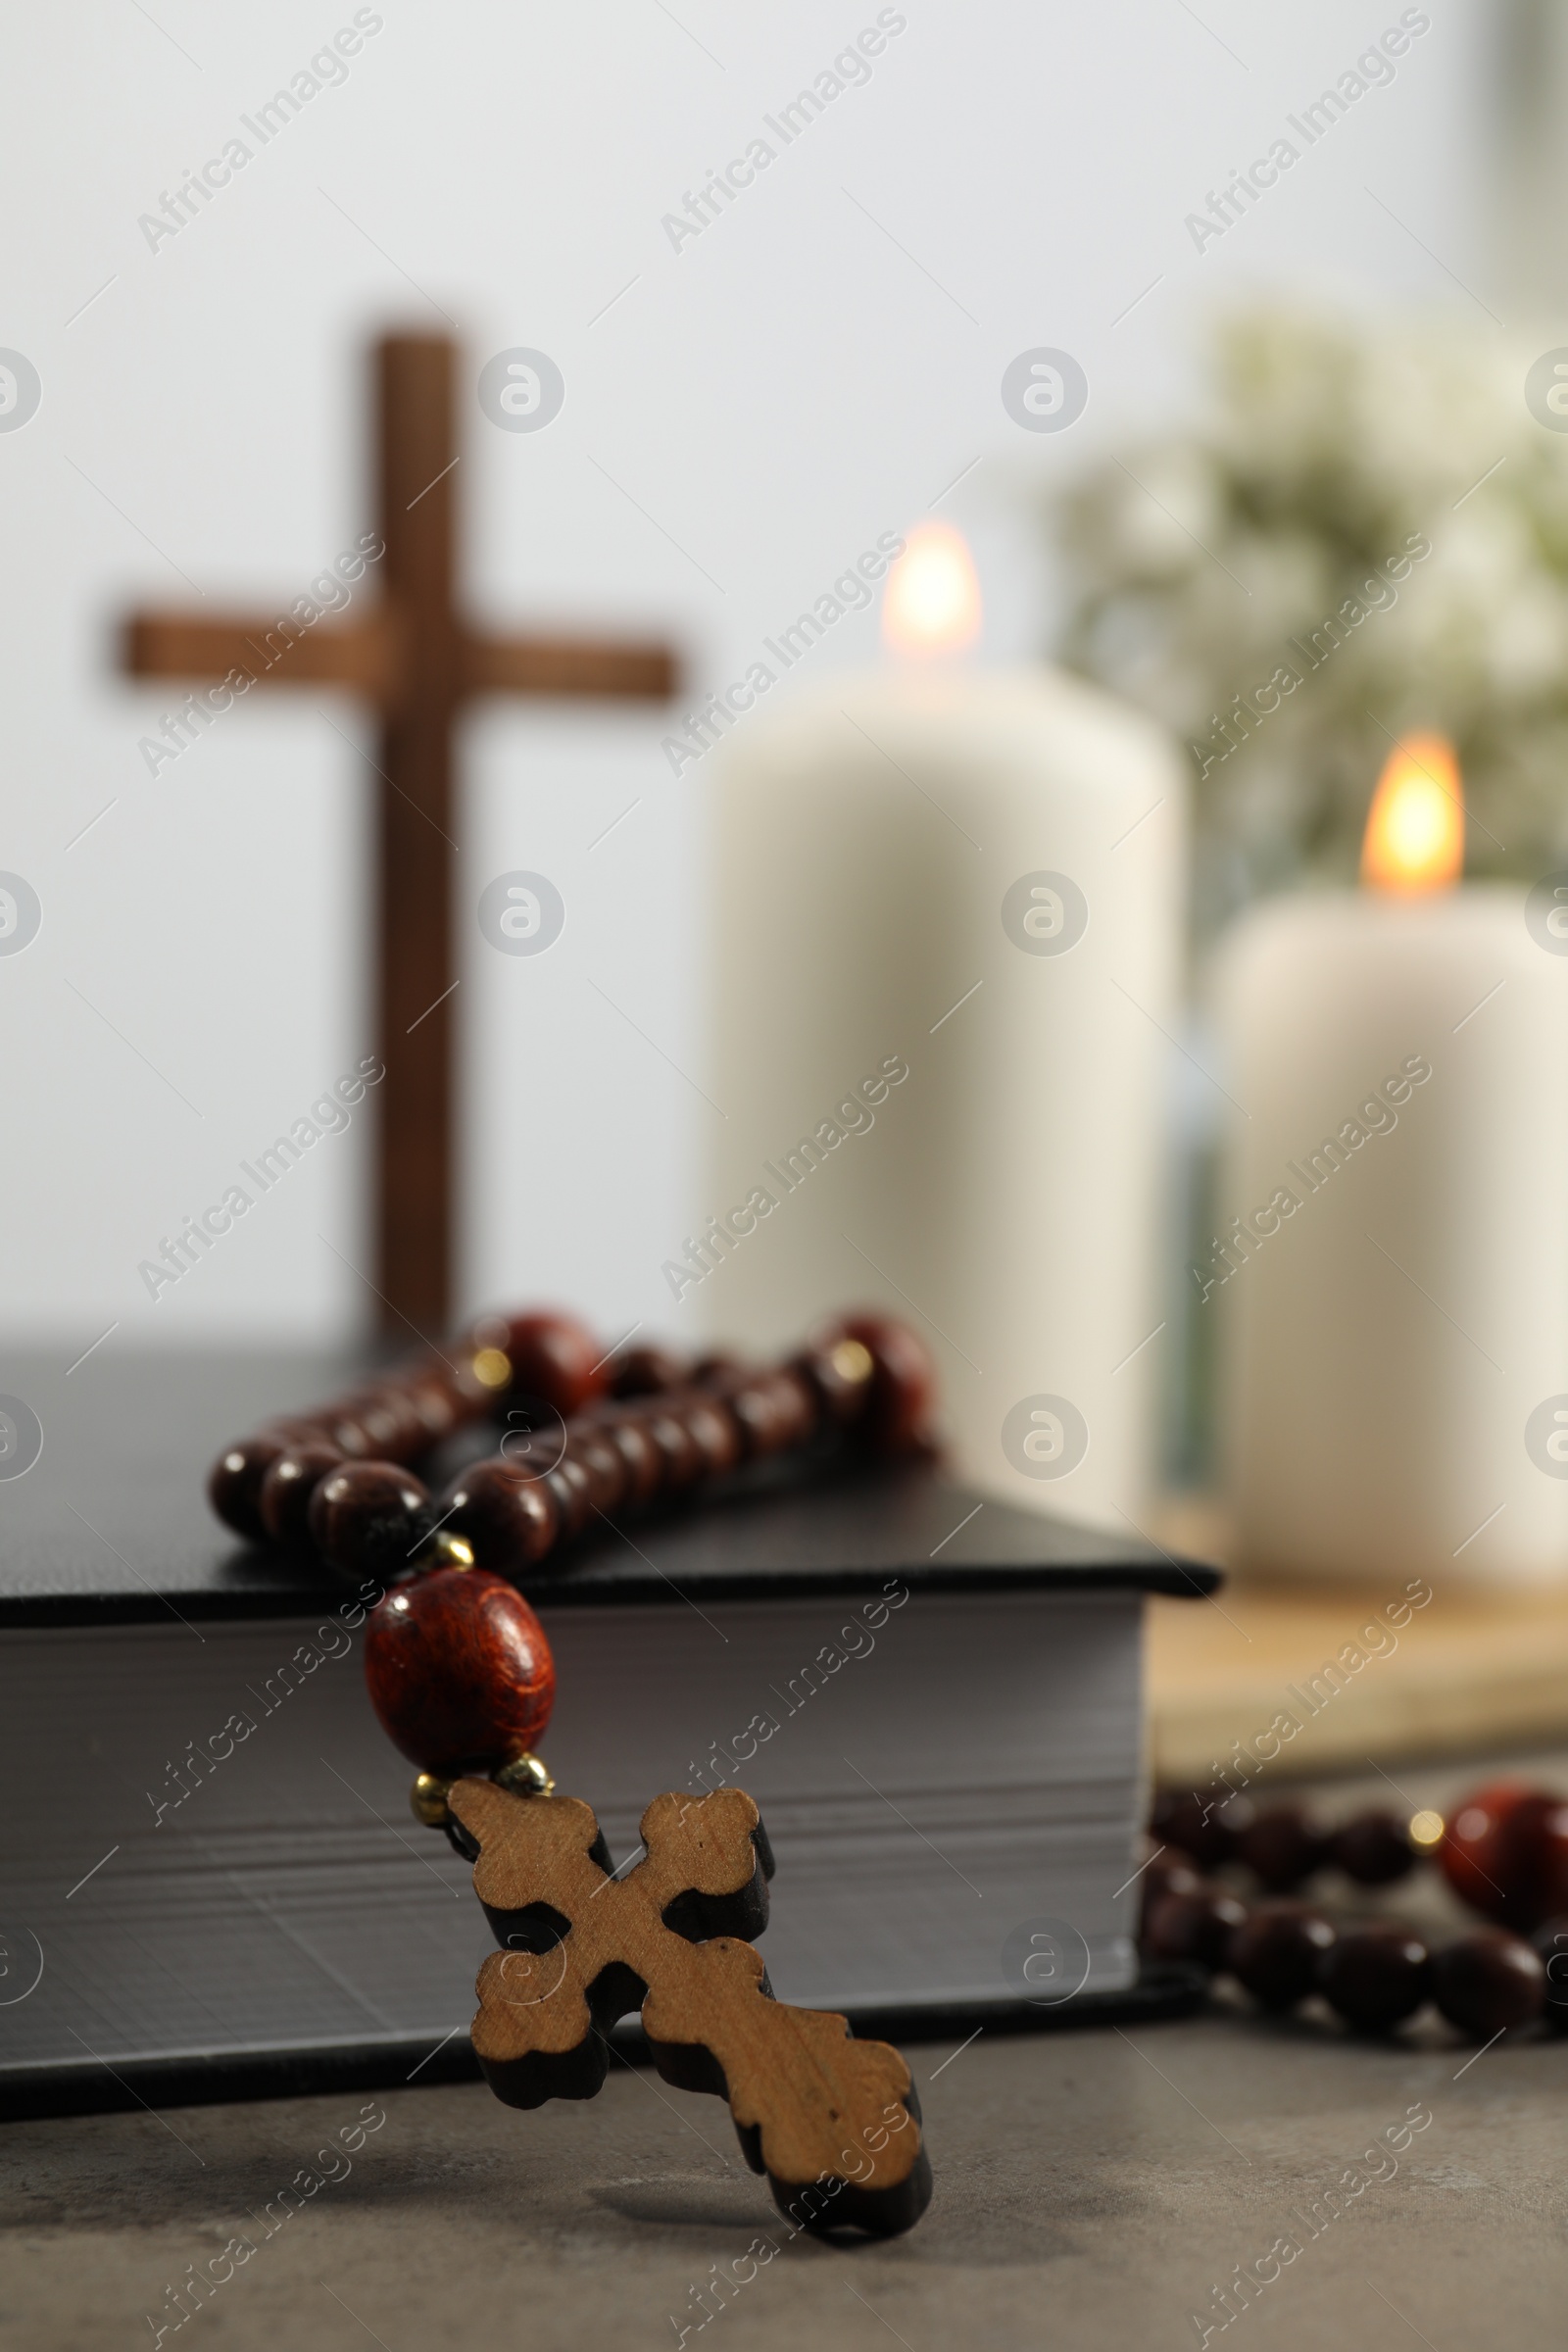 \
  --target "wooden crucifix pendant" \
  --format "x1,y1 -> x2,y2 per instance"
447,1780 -> 933,2237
